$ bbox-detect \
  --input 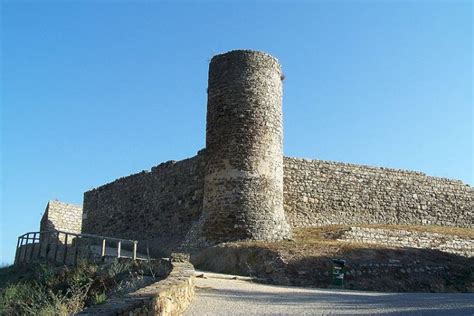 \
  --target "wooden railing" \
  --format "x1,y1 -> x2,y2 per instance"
14,230 -> 139,266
